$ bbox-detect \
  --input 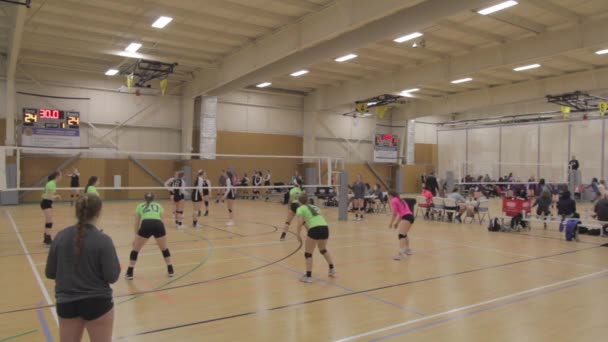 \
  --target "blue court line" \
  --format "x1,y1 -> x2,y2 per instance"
35,301 -> 53,342
369,274 -> 608,342
231,249 -> 426,317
